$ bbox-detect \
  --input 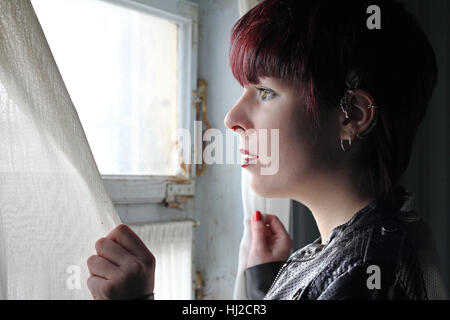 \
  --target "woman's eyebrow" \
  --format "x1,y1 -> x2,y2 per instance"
254,78 -> 282,90
254,84 -> 275,91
